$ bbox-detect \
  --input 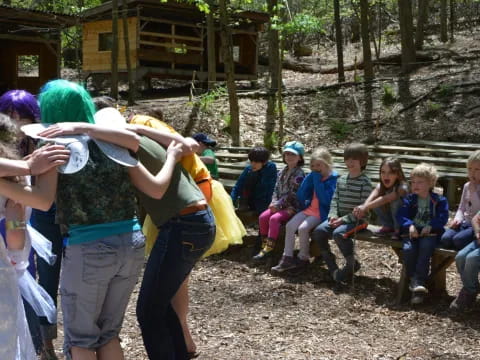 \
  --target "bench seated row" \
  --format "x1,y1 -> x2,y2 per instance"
216,141 -> 469,303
